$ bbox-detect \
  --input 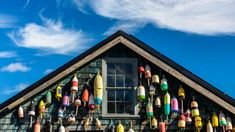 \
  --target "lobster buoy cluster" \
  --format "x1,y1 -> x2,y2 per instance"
94,73 -> 103,109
